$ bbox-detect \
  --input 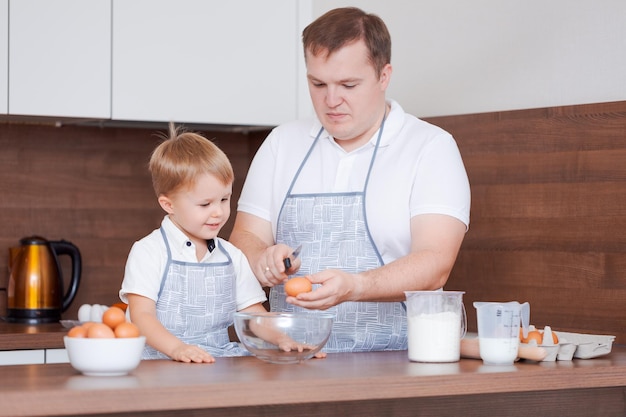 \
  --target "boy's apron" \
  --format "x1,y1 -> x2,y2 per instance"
142,229 -> 249,359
